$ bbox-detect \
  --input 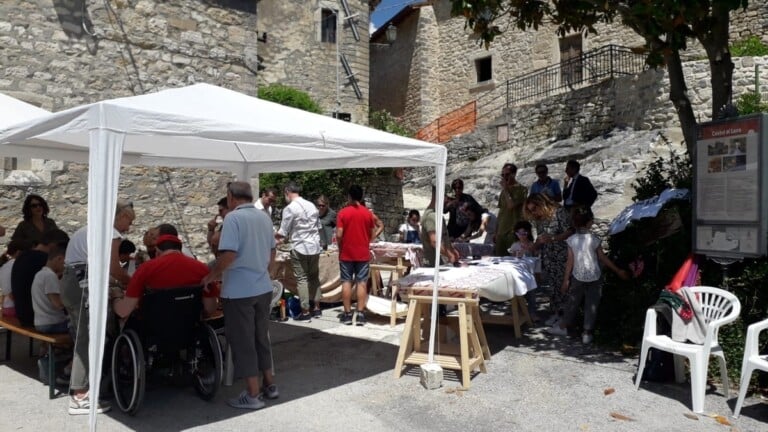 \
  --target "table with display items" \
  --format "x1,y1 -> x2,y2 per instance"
393,257 -> 538,387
